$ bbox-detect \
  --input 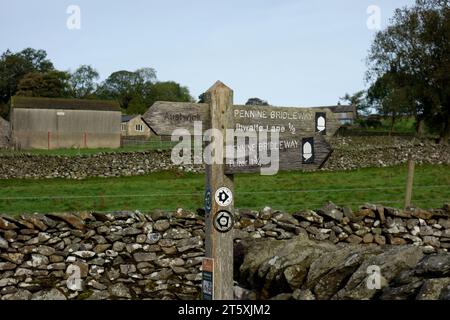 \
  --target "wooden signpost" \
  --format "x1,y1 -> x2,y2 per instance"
143,100 -> 340,171
143,81 -> 340,300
